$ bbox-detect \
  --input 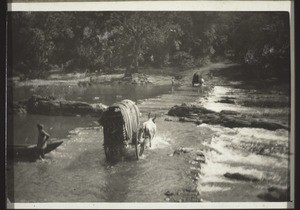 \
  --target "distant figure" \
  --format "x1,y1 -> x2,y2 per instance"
37,123 -> 50,160
171,76 -> 175,93
138,113 -> 157,156
192,72 -> 204,87
171,77 -> 175,86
